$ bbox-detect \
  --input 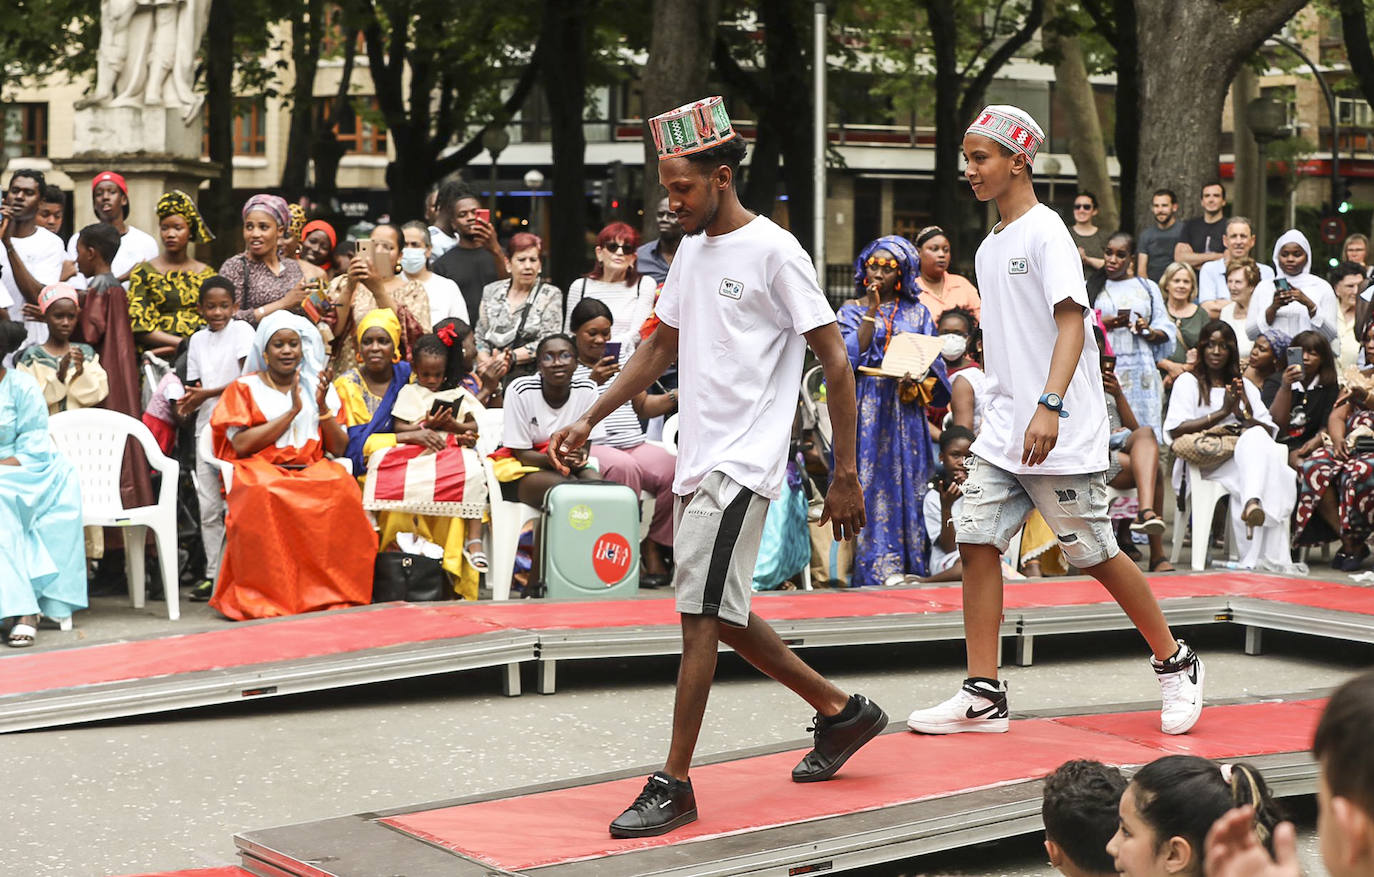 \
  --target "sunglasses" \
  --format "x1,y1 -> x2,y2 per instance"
540,350 -> 574,365
601,241 -> 633,255
866,256 -> 899,270
1073,203 -> 1093,210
